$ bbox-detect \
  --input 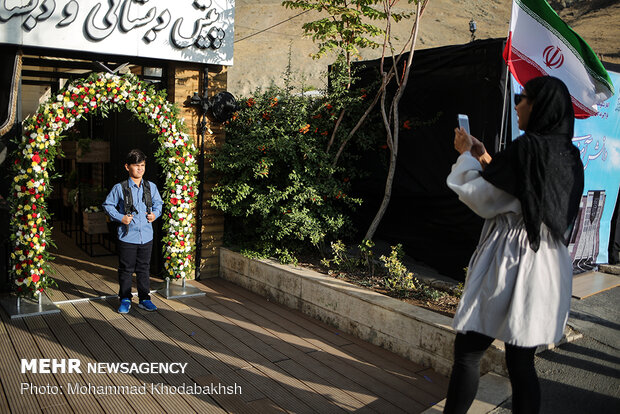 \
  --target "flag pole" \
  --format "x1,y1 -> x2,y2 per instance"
499,1 -> 515,151
499,63 -> 510,151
